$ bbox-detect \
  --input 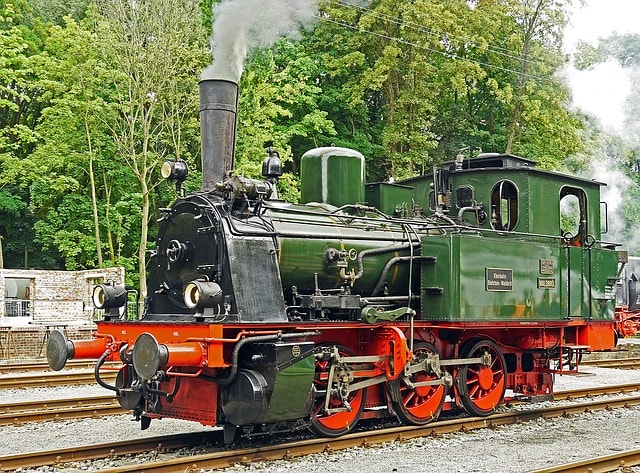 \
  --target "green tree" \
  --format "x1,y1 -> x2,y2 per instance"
235,41 -> 336,202
0,1 -> 64,268
308,0 -> 582,175
312,0 -> 463,179
94,0 -> 209,296
0,2 -> 43,165
29,15 -> 130,270
26,0 -> 88,25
